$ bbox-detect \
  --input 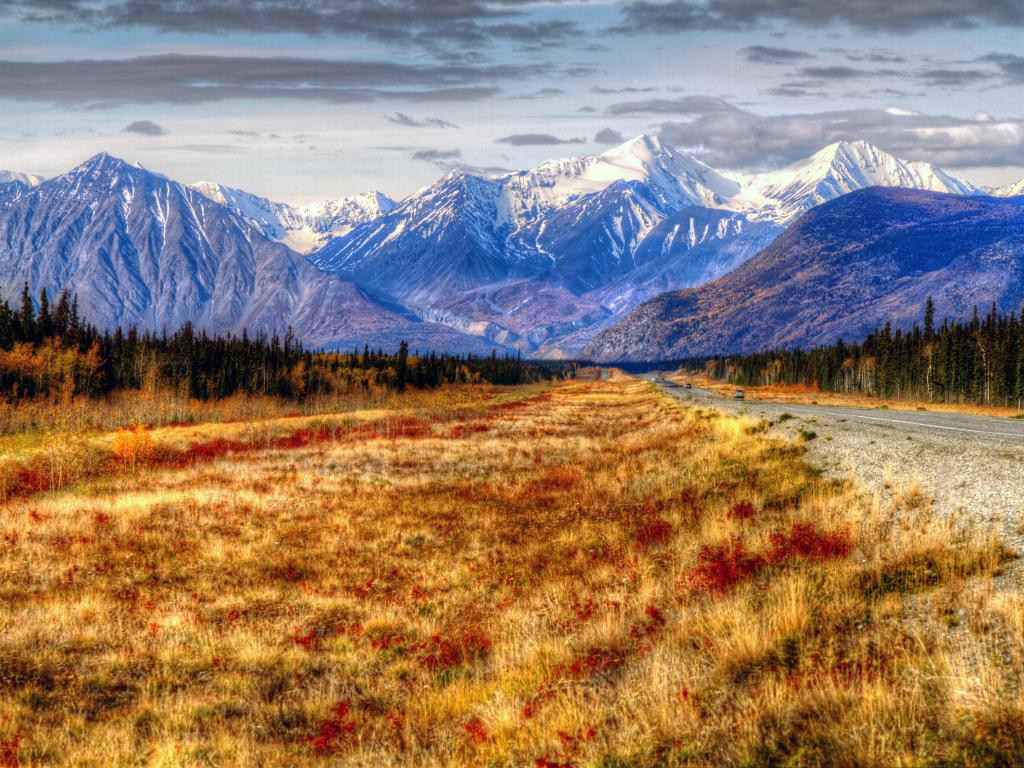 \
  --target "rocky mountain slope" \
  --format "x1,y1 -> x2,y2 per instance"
583,188 -> 1024,361
308,135 -> 982,355
0,137 -> 999,358
0,153 -> 503,353
191,181 -> 395,254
